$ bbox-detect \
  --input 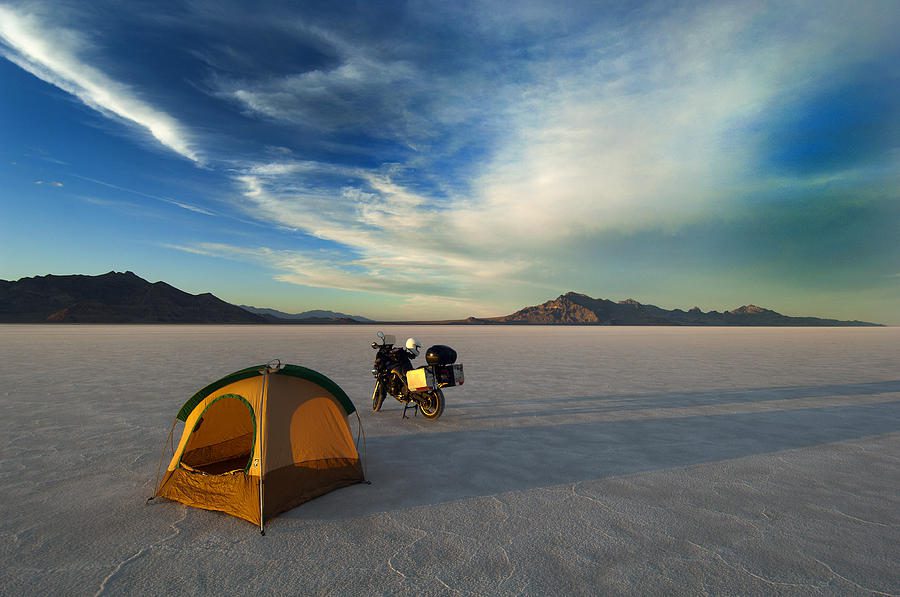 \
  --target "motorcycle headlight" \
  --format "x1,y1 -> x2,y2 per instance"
371,369 -> 378,376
